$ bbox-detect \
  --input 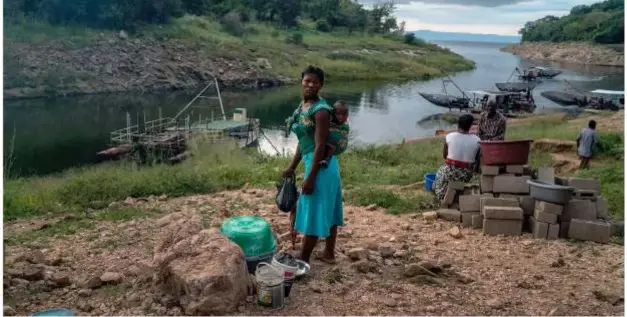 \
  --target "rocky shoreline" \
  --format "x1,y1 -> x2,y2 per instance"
4,35 -> 293,100
501,42 -> 624,67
